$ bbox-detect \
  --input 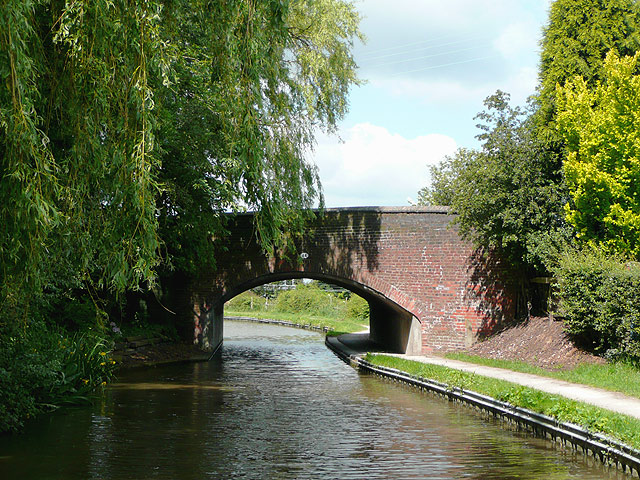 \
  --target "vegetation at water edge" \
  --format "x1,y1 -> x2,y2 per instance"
225,282 -> 369,334
0,320 -> 117,433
